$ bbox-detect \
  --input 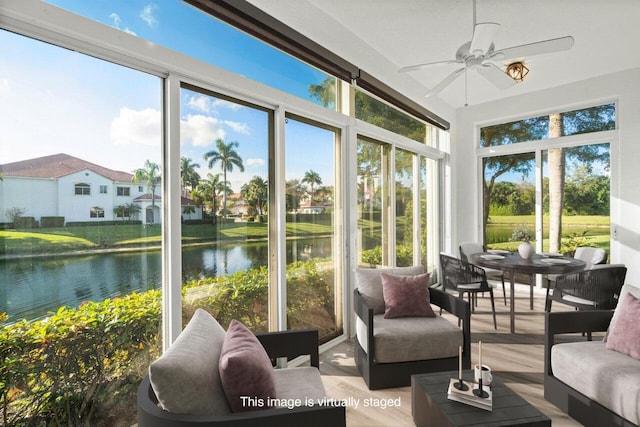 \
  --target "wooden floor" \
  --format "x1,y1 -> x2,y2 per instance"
319,283 -> 588,426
